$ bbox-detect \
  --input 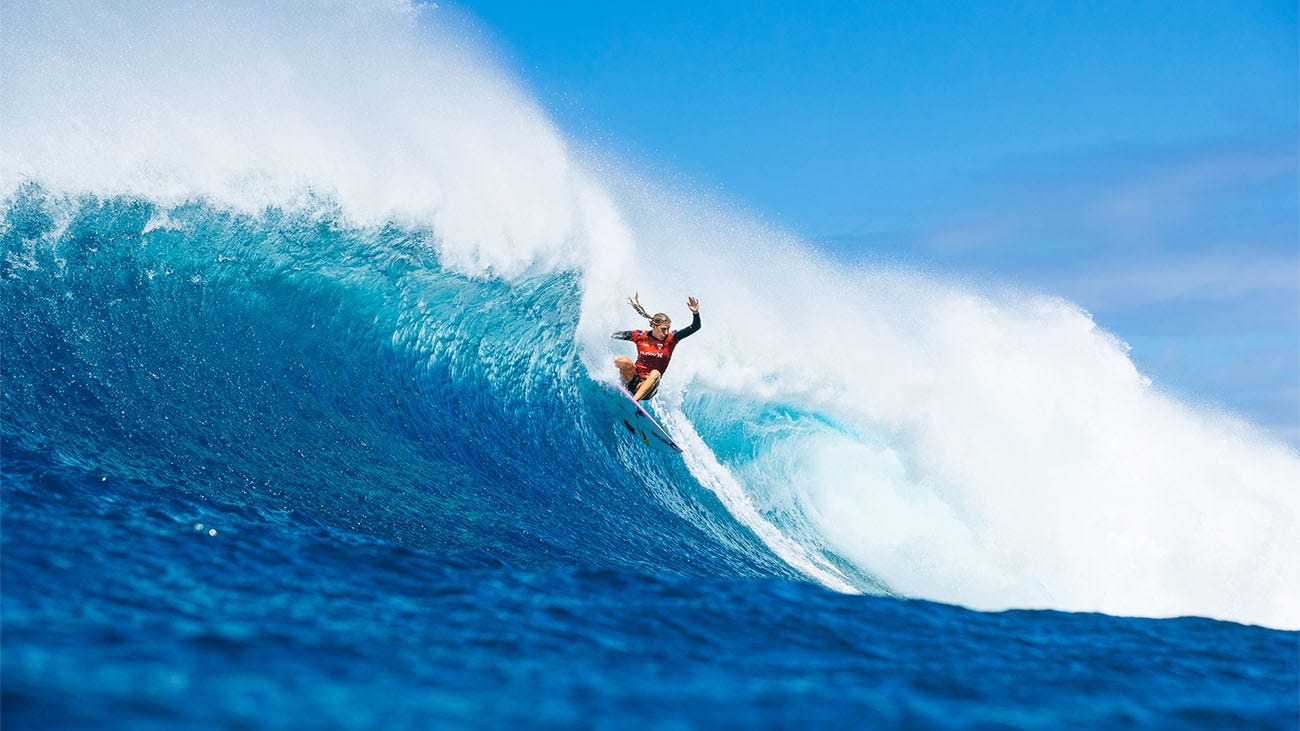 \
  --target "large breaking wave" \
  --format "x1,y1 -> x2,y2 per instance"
3,0 -> 1297,629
